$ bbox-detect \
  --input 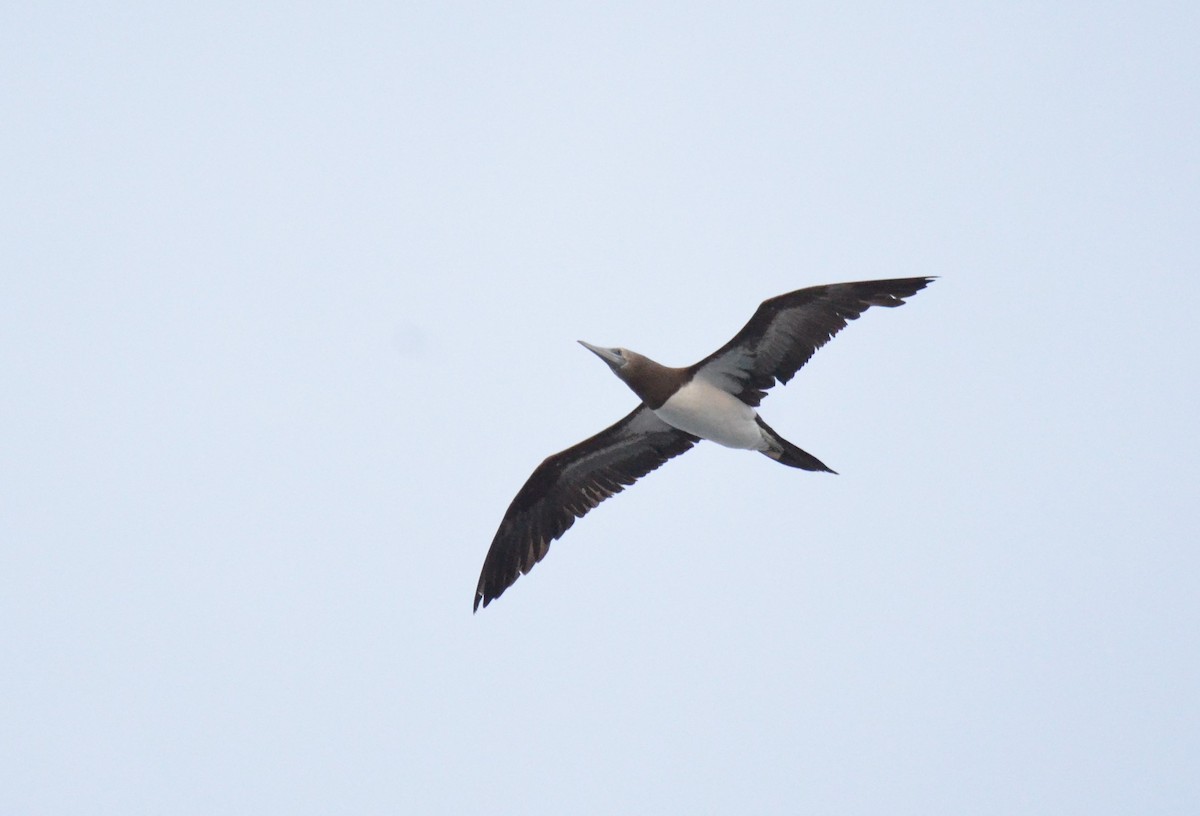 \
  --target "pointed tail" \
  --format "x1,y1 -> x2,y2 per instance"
756,417 -> 837,473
